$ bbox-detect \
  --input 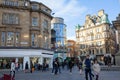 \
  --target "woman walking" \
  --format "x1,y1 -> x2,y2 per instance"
93,59 -> 101,80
